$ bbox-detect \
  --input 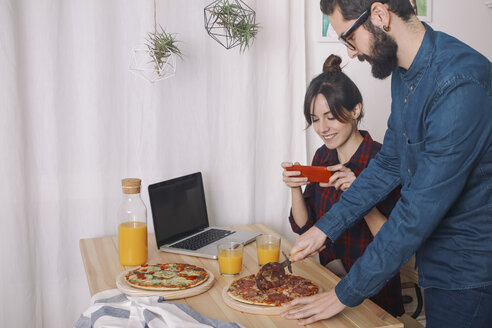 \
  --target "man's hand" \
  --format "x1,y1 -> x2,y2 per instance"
281,289 -> 346,325
290,226 -> 327,262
